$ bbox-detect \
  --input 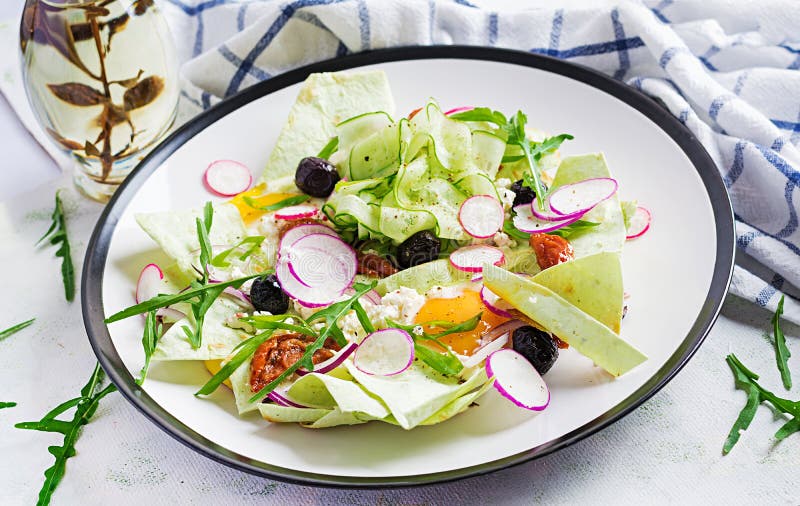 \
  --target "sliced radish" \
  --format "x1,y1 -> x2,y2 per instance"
470,273 -> 483,283
222,287 -> 253,309
530,199 -> 585,222
445,106 -> 474,116
285,233 -> 357,291
449,245 -> 505,273
203,160 -> 252,197
512,204 -> 582,234
136,263 -> 163,303
485,349 -> 550,411
480,285 -> 513,318
548,177 -> 618,216
275,205 -> 318,220
296,342 -> 358,376
343,287 -> 382,306
626,206 -> 651,240
461,331 -> 509,369
459,194 -> 504,239
479,319 -> 528,346
267,388 -> 307,408
279,224 -> 337,256
156,307 -> 185,323
275,257 -> 342,308
354,329 -> 414,376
